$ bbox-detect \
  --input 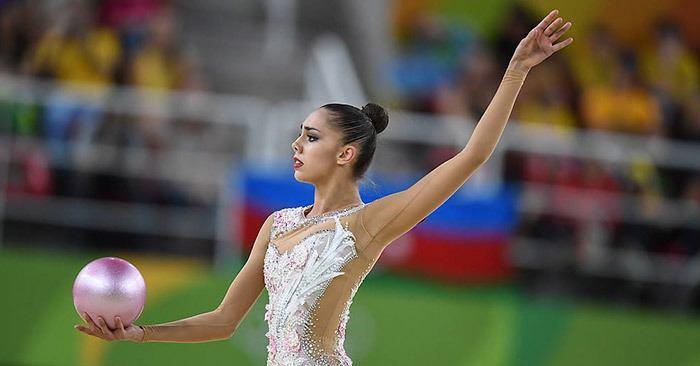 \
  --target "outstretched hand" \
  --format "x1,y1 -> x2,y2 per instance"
509,9 -> 573,73
74,312 -> 145,343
